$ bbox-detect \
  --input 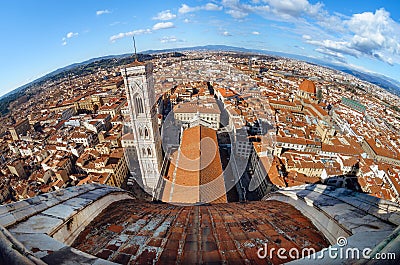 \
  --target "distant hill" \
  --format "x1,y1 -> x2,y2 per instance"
2,44 -> 400,108
337,68 -> 400,97
0,53 -> 132,100
142,45 -> 400,96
